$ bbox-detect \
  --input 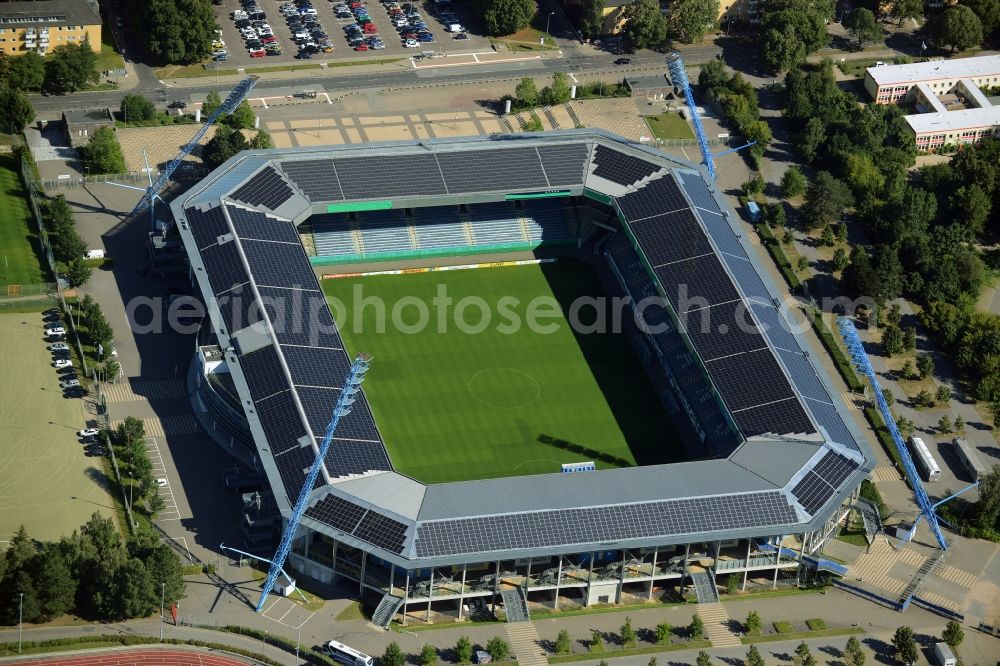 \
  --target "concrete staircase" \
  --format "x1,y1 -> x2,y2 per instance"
504,622 -> 547,666
697,602 -> 742,648
369,592 -> 404,629
689,570 -> 720,603
500,588 -> 529,623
